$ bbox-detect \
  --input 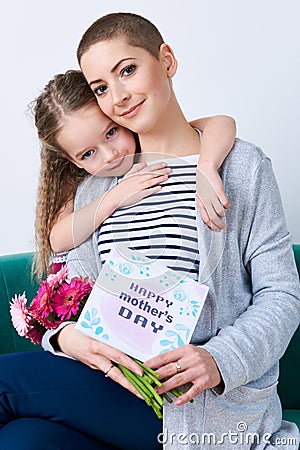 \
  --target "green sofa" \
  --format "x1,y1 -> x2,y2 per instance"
0,248 -> 299,430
